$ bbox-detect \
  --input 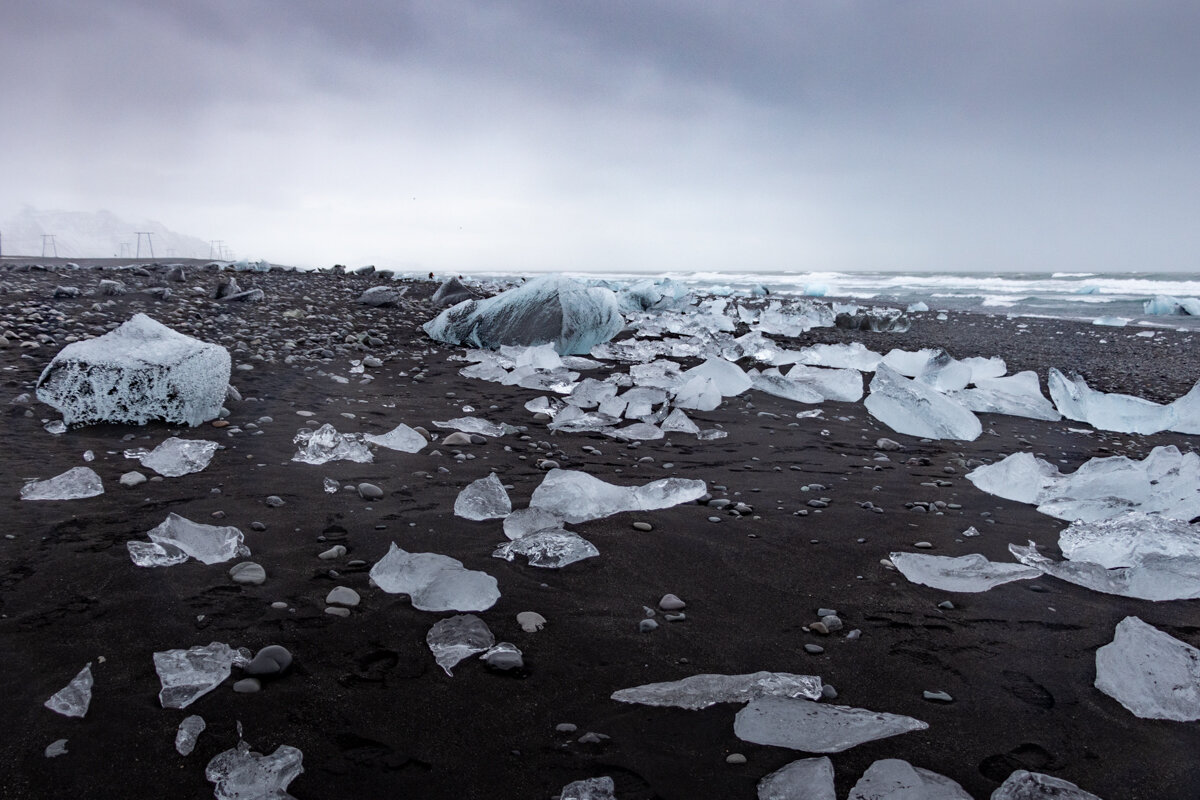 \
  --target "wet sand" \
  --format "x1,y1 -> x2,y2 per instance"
2,260 -> 1199,799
